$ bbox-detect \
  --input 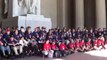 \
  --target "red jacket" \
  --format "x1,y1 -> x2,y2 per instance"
94,41 -> 97,46
59,43 -> 67,50
43,43 -> 51,51
86,41 -> 91,46
69,42 -> 75,49
75,42 -> 80,48
79,41 -> 85,47
51,44 -> 58,50
97,39 -> 103,46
